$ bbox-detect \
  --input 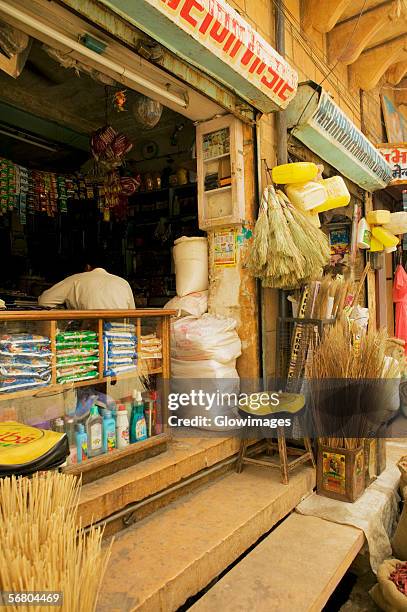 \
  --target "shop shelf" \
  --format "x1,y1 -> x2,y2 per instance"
0,309 -> 174,481
203,152 -> 230,163
204,185 -> 232,194
63,431 -> 170,484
